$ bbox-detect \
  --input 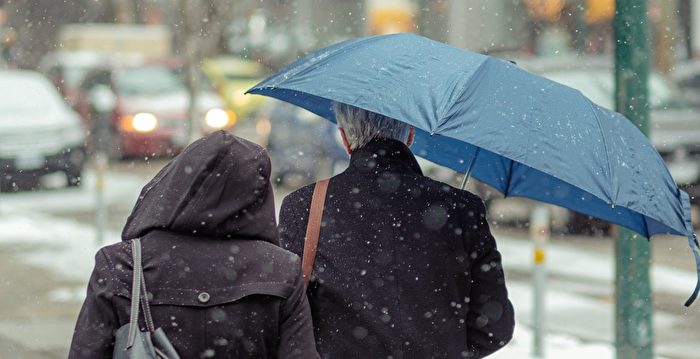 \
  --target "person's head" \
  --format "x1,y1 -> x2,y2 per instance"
333,102 -> 415,154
